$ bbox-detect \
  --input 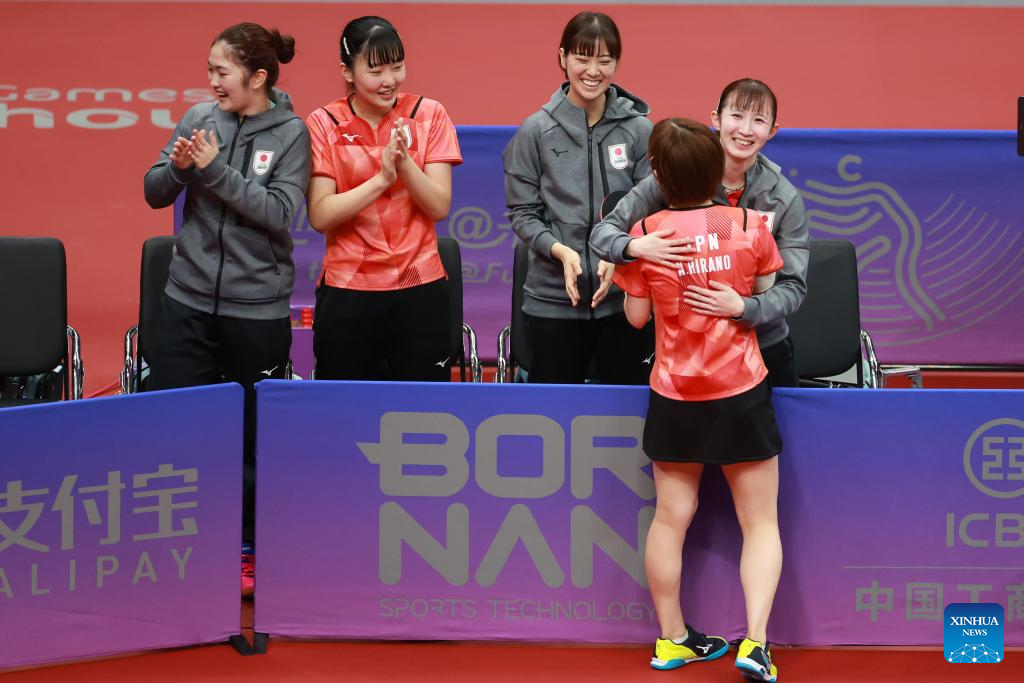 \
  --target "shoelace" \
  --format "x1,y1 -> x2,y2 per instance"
685,625 -> 707,644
